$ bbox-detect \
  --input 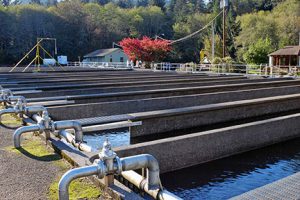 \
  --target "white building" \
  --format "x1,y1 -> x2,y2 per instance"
83,48 -> 128,63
